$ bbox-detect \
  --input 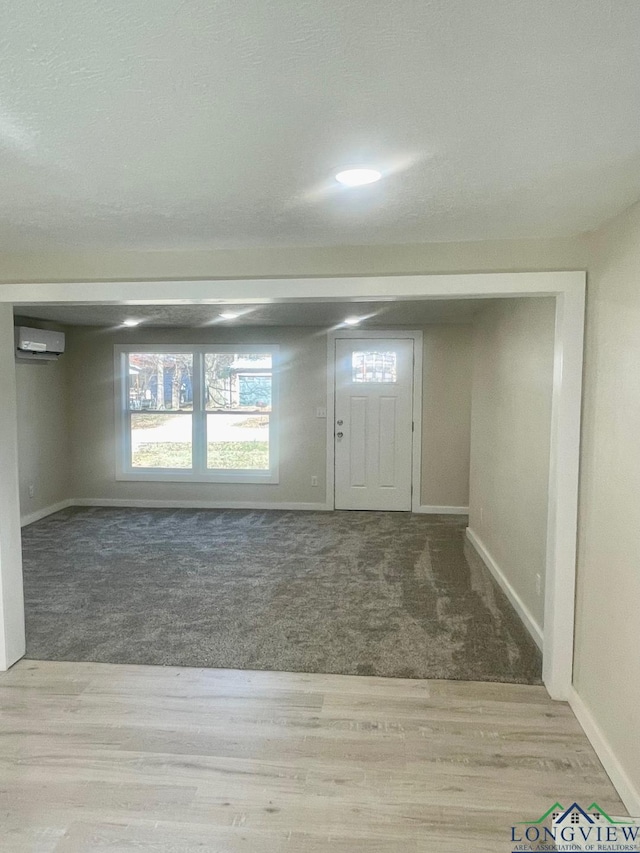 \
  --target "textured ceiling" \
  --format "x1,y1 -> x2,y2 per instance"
14,299 -> 493,327
1,1 -> 640,250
